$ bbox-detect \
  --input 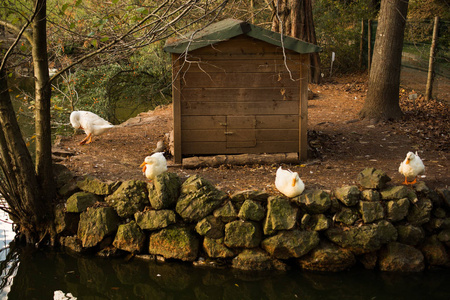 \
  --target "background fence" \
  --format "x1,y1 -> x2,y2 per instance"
362,18 -> 449,103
